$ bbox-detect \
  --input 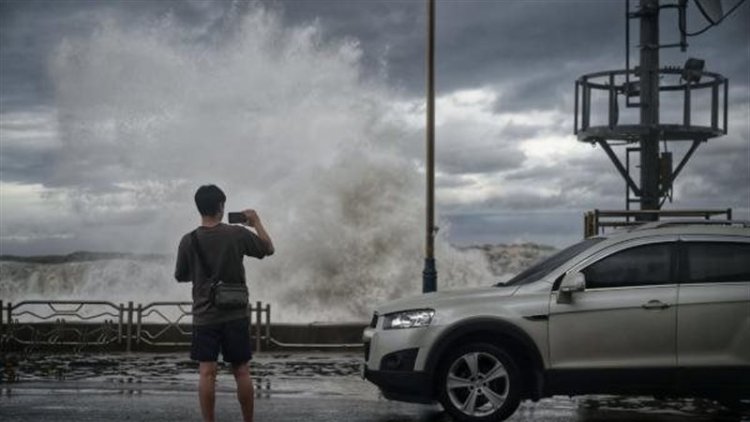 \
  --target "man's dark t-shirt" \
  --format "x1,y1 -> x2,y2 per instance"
175,223 -> 269,325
